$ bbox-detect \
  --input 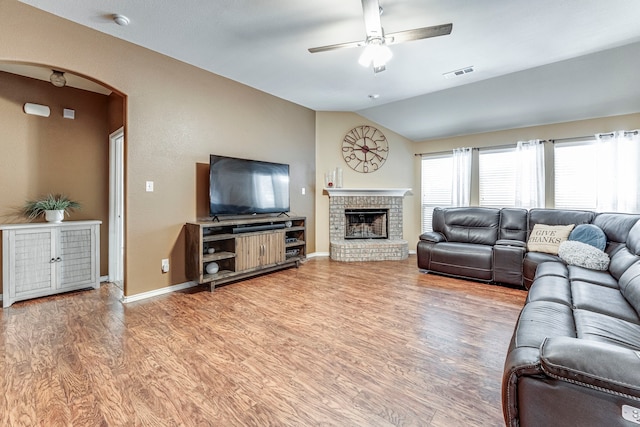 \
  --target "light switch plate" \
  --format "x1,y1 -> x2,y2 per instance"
146,181 -> 154,192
